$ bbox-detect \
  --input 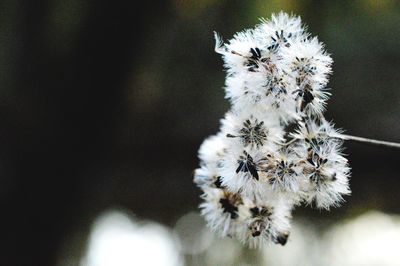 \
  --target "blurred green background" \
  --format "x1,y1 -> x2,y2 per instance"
1,0 -> 400,265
